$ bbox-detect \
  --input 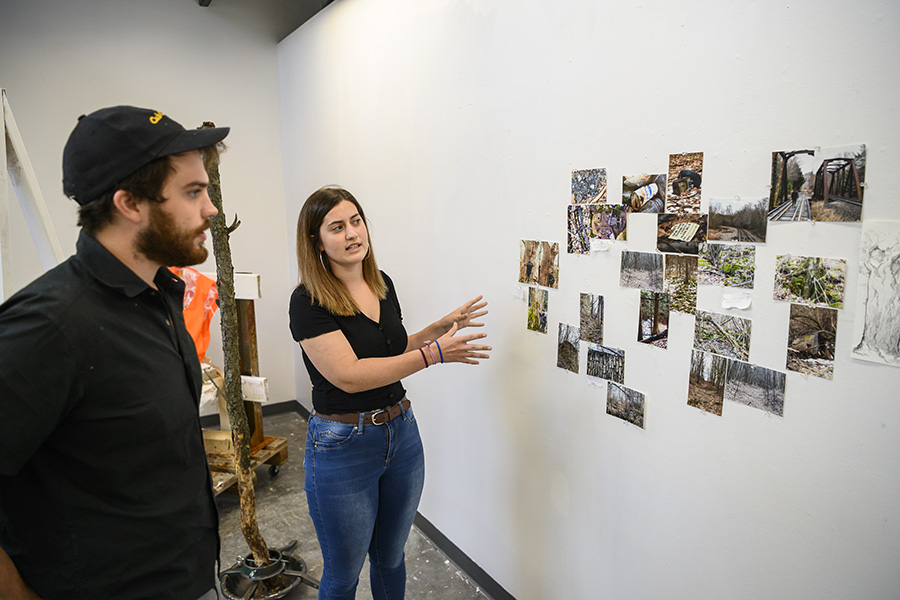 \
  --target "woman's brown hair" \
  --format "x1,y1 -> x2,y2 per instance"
296,186 -> 387,316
